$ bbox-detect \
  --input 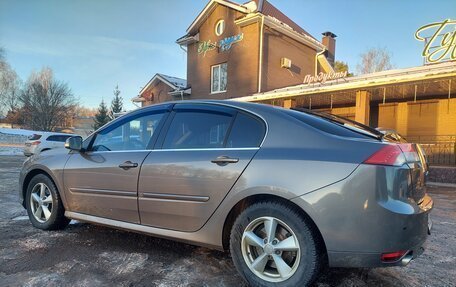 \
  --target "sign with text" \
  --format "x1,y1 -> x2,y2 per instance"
219,33 -> 244,52
415,19 -> 456,64
198,40 -> 217,56
303,71 -> 348,85
198,33 -> 244,56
